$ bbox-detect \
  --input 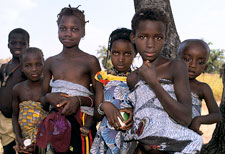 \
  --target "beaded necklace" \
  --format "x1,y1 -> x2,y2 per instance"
0,60 -> 20,87
107,67 -> 131,77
